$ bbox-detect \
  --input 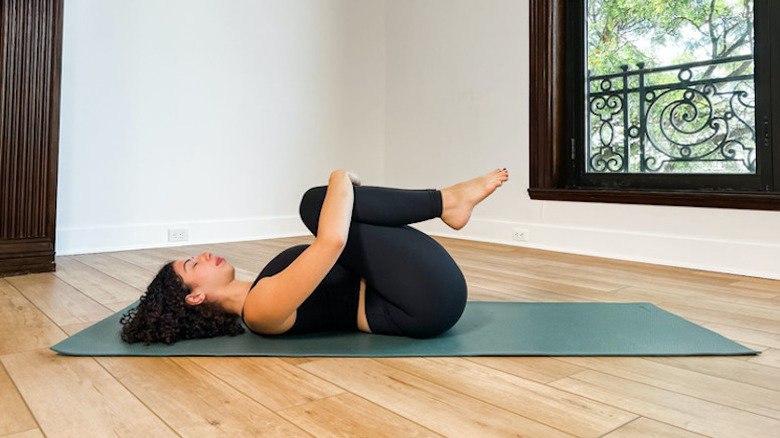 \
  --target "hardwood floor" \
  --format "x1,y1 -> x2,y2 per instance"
1,236 -> 778,438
